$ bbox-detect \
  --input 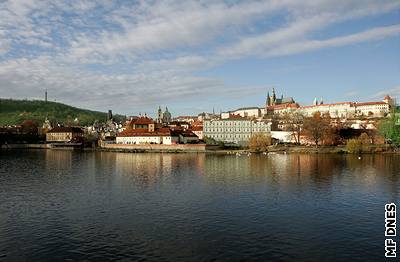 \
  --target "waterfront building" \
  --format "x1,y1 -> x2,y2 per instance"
116,128 -> 178,145
203,115 -> 271,145
131,116 -> 155,130
190,125 -> 204,140
46,127 -> 83,143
